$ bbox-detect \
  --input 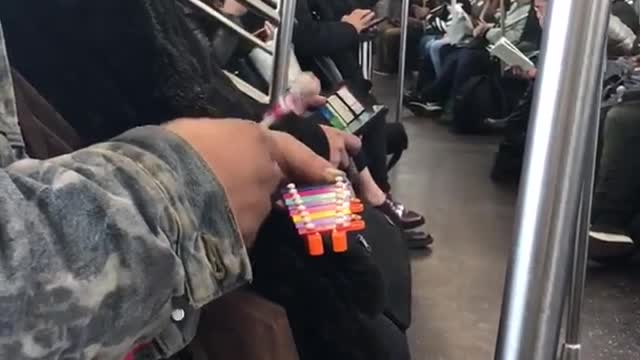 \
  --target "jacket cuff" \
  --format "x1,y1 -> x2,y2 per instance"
112,126 -> 252,308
